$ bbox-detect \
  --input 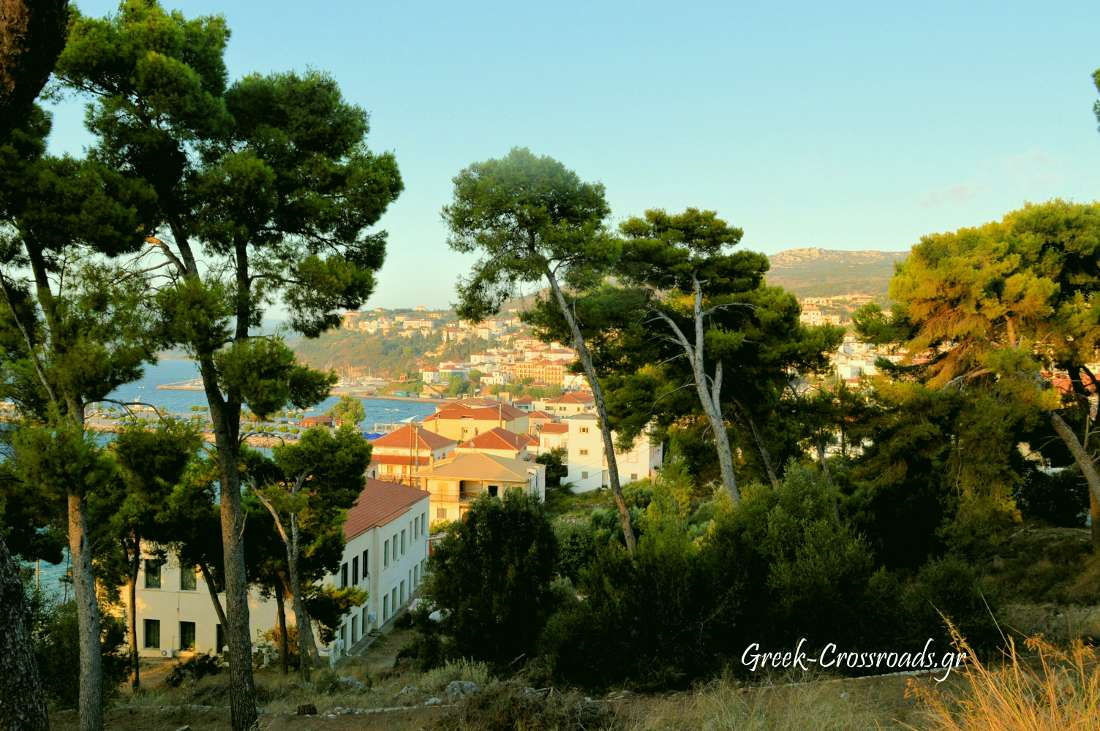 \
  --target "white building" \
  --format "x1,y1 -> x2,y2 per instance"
127,554 -> 280,659
331,479 -> 430,654
565,413 -> 663,492
126,479 -> 430,659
